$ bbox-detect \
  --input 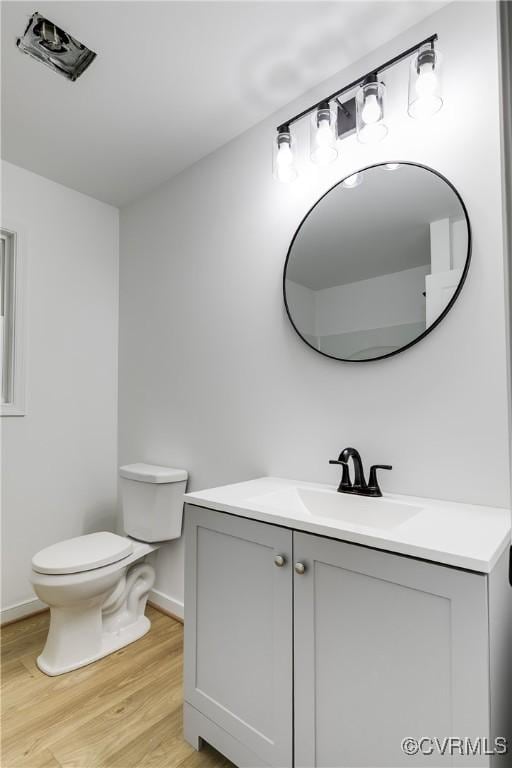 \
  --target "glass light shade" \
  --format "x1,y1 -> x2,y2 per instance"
408,47 -> 443,119
356,80 -> 388,144
310,104 -> 338,166
273,129 -> 298,183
